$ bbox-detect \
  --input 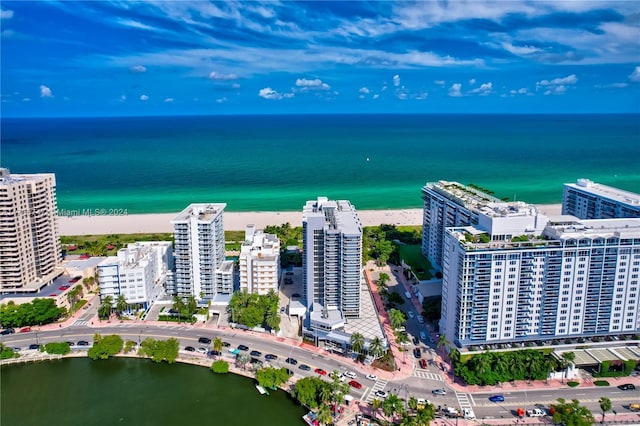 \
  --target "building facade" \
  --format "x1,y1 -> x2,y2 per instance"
0,168 -> 61,293
97,242 -> 173,308
562,178 -> 640,219
170,204 -> 233,300
302,197 -> 362,323
239,225 -> 280,295
441,217 -> 640,350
